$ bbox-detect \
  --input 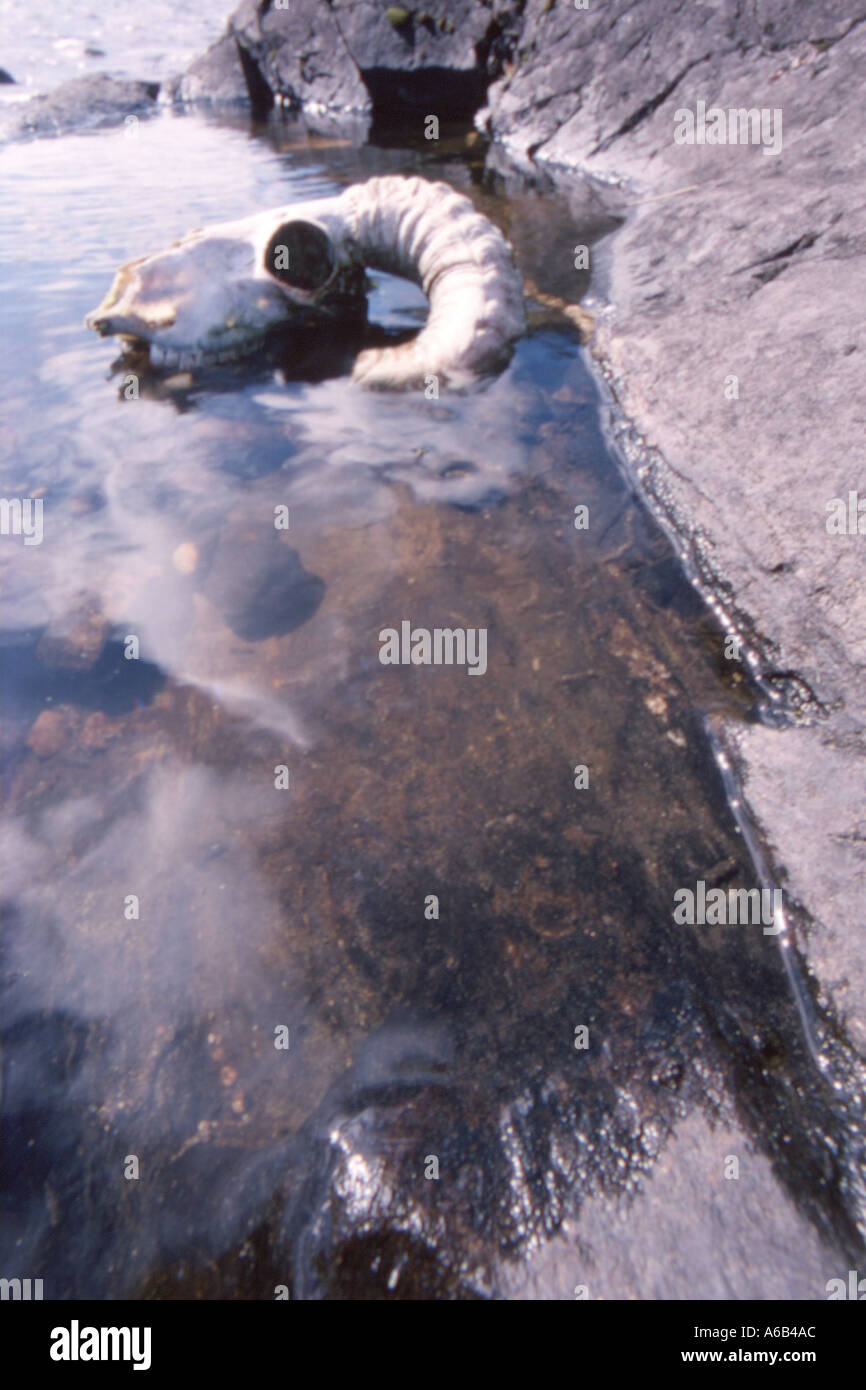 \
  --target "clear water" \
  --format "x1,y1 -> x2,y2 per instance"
0,9 -> 862,1299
